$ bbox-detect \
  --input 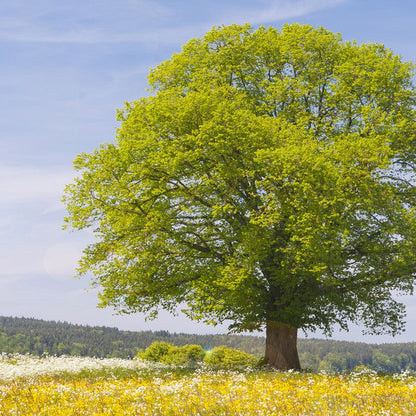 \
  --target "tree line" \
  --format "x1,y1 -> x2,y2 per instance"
0,316 -> 263,358
1,316 -> 416,372
298,339 -> 416,373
